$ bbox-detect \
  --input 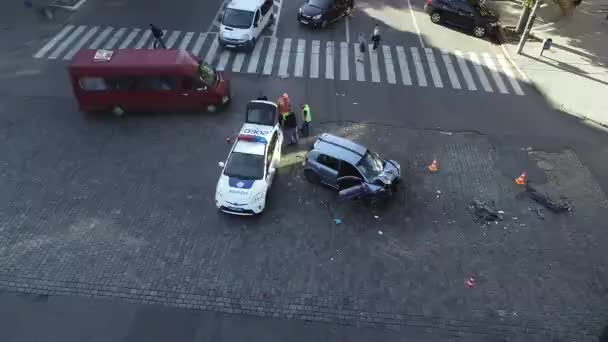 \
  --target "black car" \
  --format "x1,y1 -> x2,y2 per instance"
424,0 -> 499,38
297,0 -> 353,28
